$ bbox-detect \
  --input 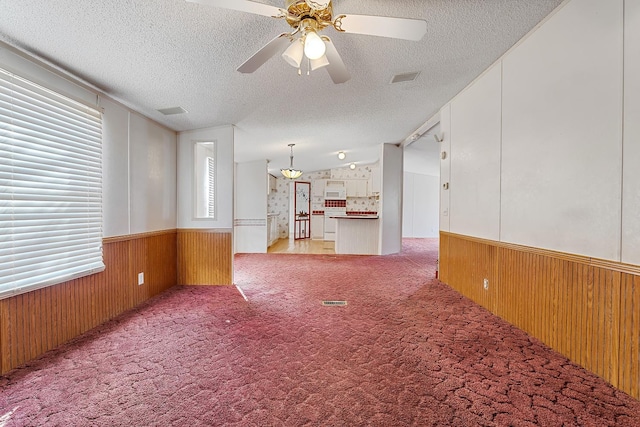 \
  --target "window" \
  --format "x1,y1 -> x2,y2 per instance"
194,141 -> 215,219
0,67 -> 104,299
206,155 -> 215,217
